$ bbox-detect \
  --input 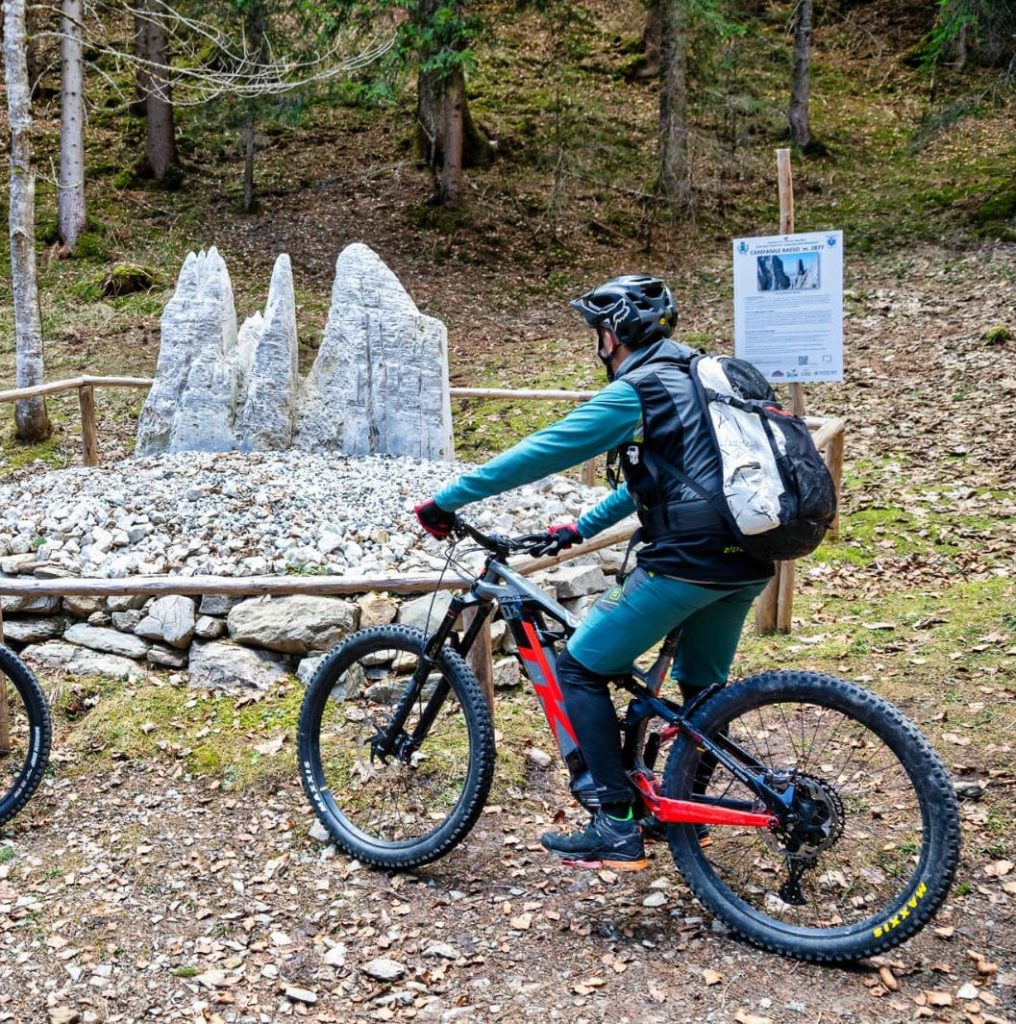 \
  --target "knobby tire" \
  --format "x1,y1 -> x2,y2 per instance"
662,670 -> 961,963
0,645 -> 51,826
297,625 -> 496,870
